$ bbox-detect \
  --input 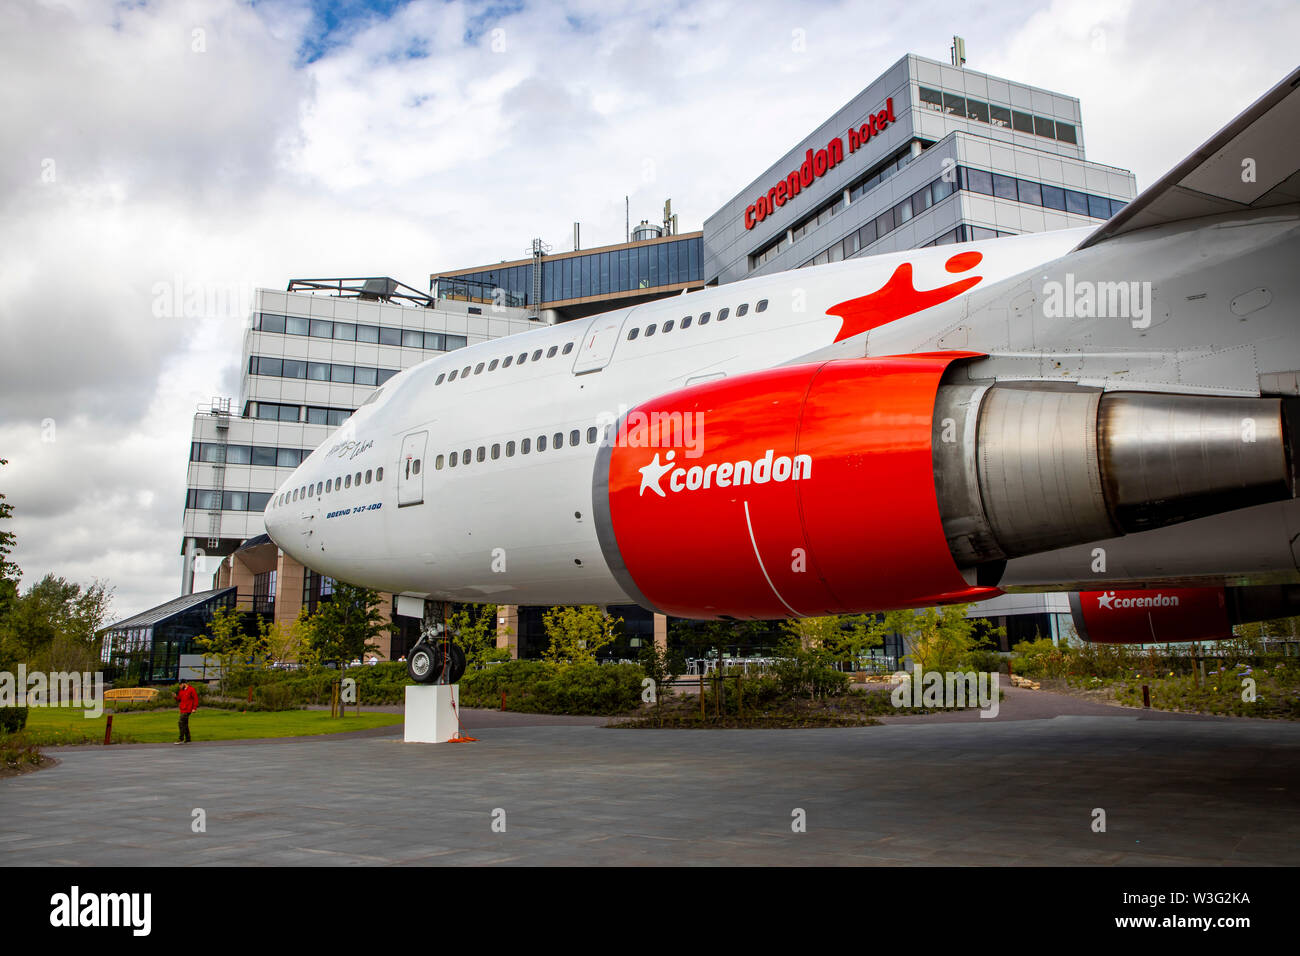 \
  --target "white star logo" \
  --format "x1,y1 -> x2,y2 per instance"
638,451 -> 675,497
1097,591 -> 1115,609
